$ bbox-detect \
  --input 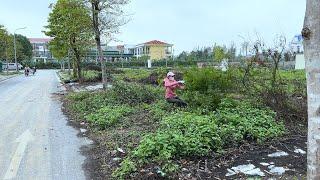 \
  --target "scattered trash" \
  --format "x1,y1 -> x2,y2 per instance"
226,168 -> 237,176
112,157 -> 121,161
260,162 -> 270,166
157,169 -> 166,177
80,122 -> 85,125
245,168 -> 265,176
140,169 -> 147,173
182,168 -> 188,172
85,84 -> 103,91
268,165 -> 275,169
294,148 -> 306,154
269,166 -> 287,175
226,164 -> 265,177
231,164 -> 256,172
80,128 -> 87,133
117,148 -> 125,153
267,151 -> 289,157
